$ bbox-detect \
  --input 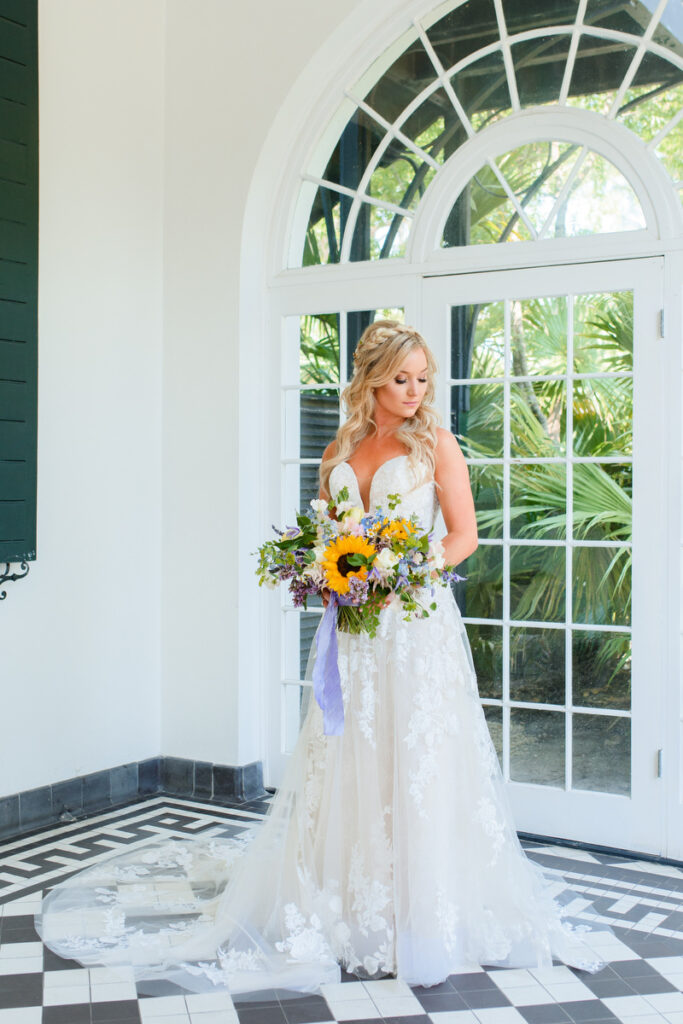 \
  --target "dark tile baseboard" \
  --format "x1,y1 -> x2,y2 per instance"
0,756 -> 266,842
